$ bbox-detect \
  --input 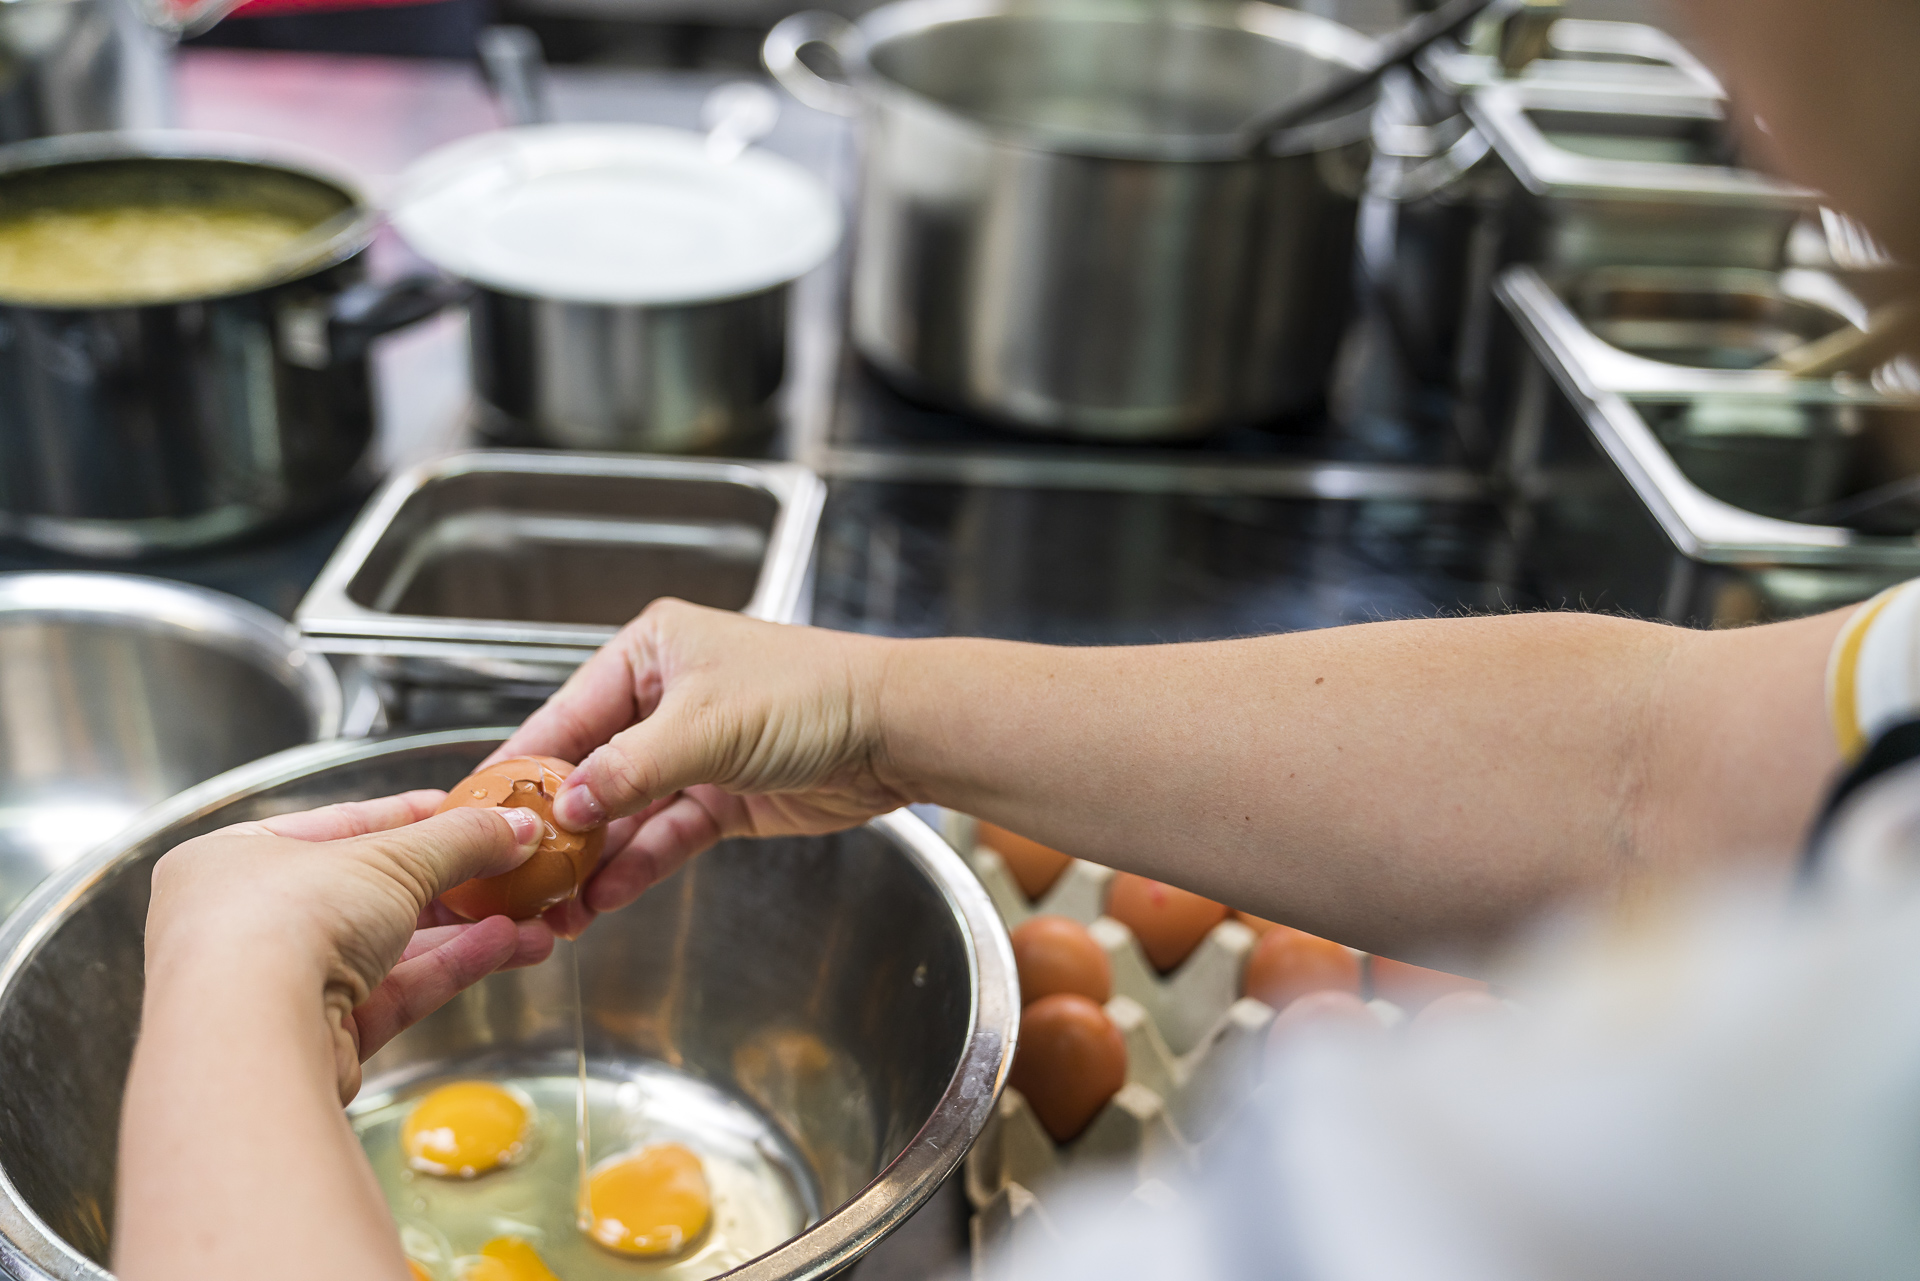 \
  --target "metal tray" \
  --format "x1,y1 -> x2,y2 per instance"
1418,19 -> 1723,98
296,451 -> 824,729
1491,264 -> 1920,625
